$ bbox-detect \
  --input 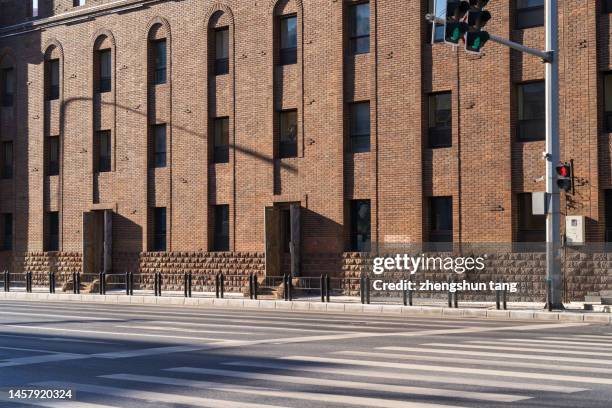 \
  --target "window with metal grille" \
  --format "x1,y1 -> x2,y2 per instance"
212,205 -> 230,251
278,110 -> 298,158
151,39 -> 167,85
97,130 -> 111,173
279,15 -> 297,65
214,28 -> 229,75
153,207 -> 166,252
428,92 -> 452,148
212,118 -> 229,164
47,136 -> 59,176
517,81 -> 545,141
46,59 -> 60,100
151,124 -> 167,168
1,68 -> 14,107
97,49 -> 111,93
349,102 -> 370,153
46,212 -> 59,252
348,2 -> 370,54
